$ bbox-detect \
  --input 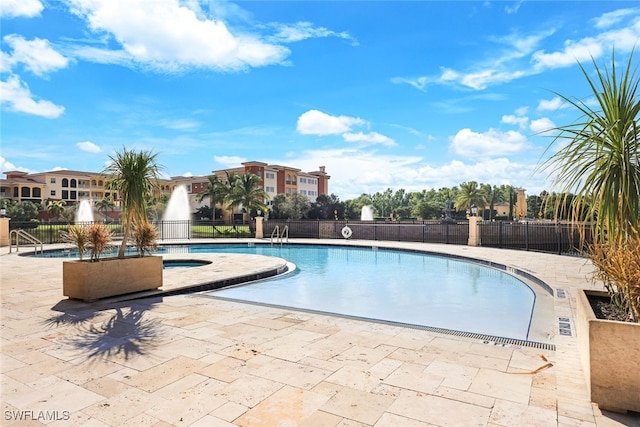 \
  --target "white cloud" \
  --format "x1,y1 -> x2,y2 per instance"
342,131 -> 396,147
0,0 -> 43,18
394,9 -> 640,91
530,117 -> 556,135
3,35 -> 70,76
76,141 -> 102,153
501,114 -> 528,130
0,74 -> 65,118
66,0 -> 290,72
267,21 -> 358,45
0,156 -> 28,173
537,96 -> 567,112
593,8 -> 638,29
275,149 -> 543,199
390,76 -> 429,91
449,128 -> 529,158
296,110 -> 366,136
214,155 -> 247,167
532,38 -> 603,70
504,0 -> 524,15
458,69 -> 527,91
